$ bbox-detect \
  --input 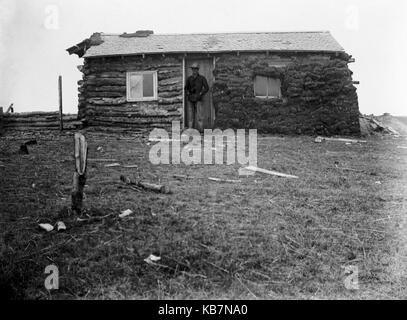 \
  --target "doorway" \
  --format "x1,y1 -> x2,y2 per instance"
184,58 -> 215,131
